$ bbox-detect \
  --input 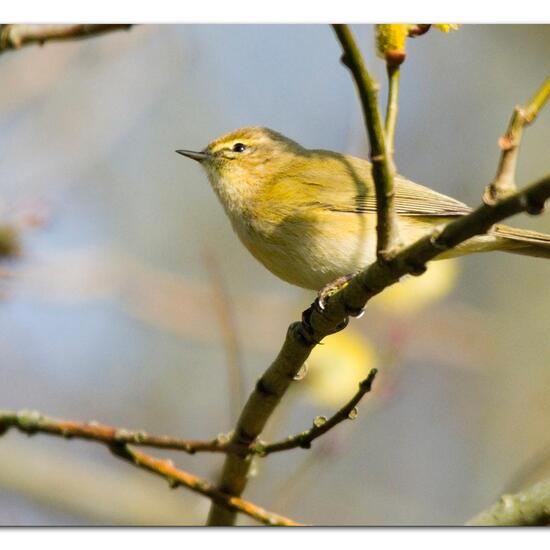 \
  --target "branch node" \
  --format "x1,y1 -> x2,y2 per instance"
113,428 -> 130,442
360,368 -> 378,391
340,53 -> 351,69
515,105 -> 530,125
488,75 -> 550,201
408,24 -> 431,37
297,311 -> 323,346
404,259 -> 427,276
16,409 -> 41,432
344,304 -> 365,318
61,429 -> 74,439
522,195 -> 547,216
168,478 -> 180,489
498,133 -> 515,152
255,378 -> 278,399
335,317 -> 350,331
429,229 -> 449,251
